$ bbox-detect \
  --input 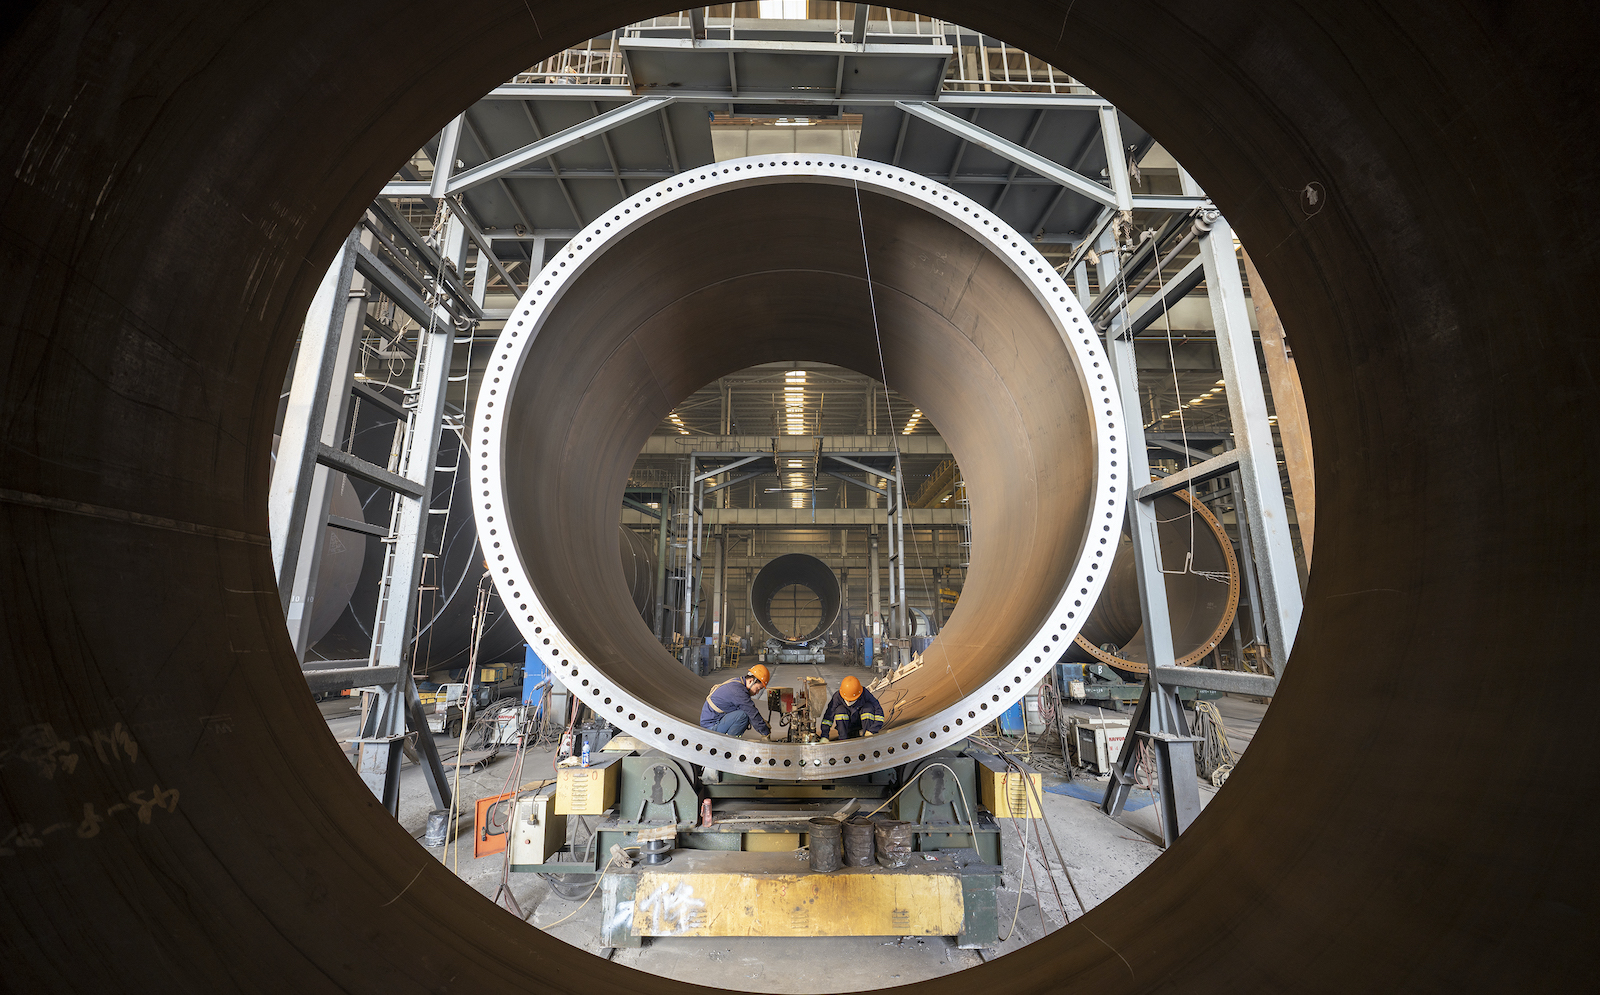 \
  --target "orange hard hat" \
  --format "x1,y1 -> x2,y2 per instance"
747,664 -> 771,687
840,675 -> 863,703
